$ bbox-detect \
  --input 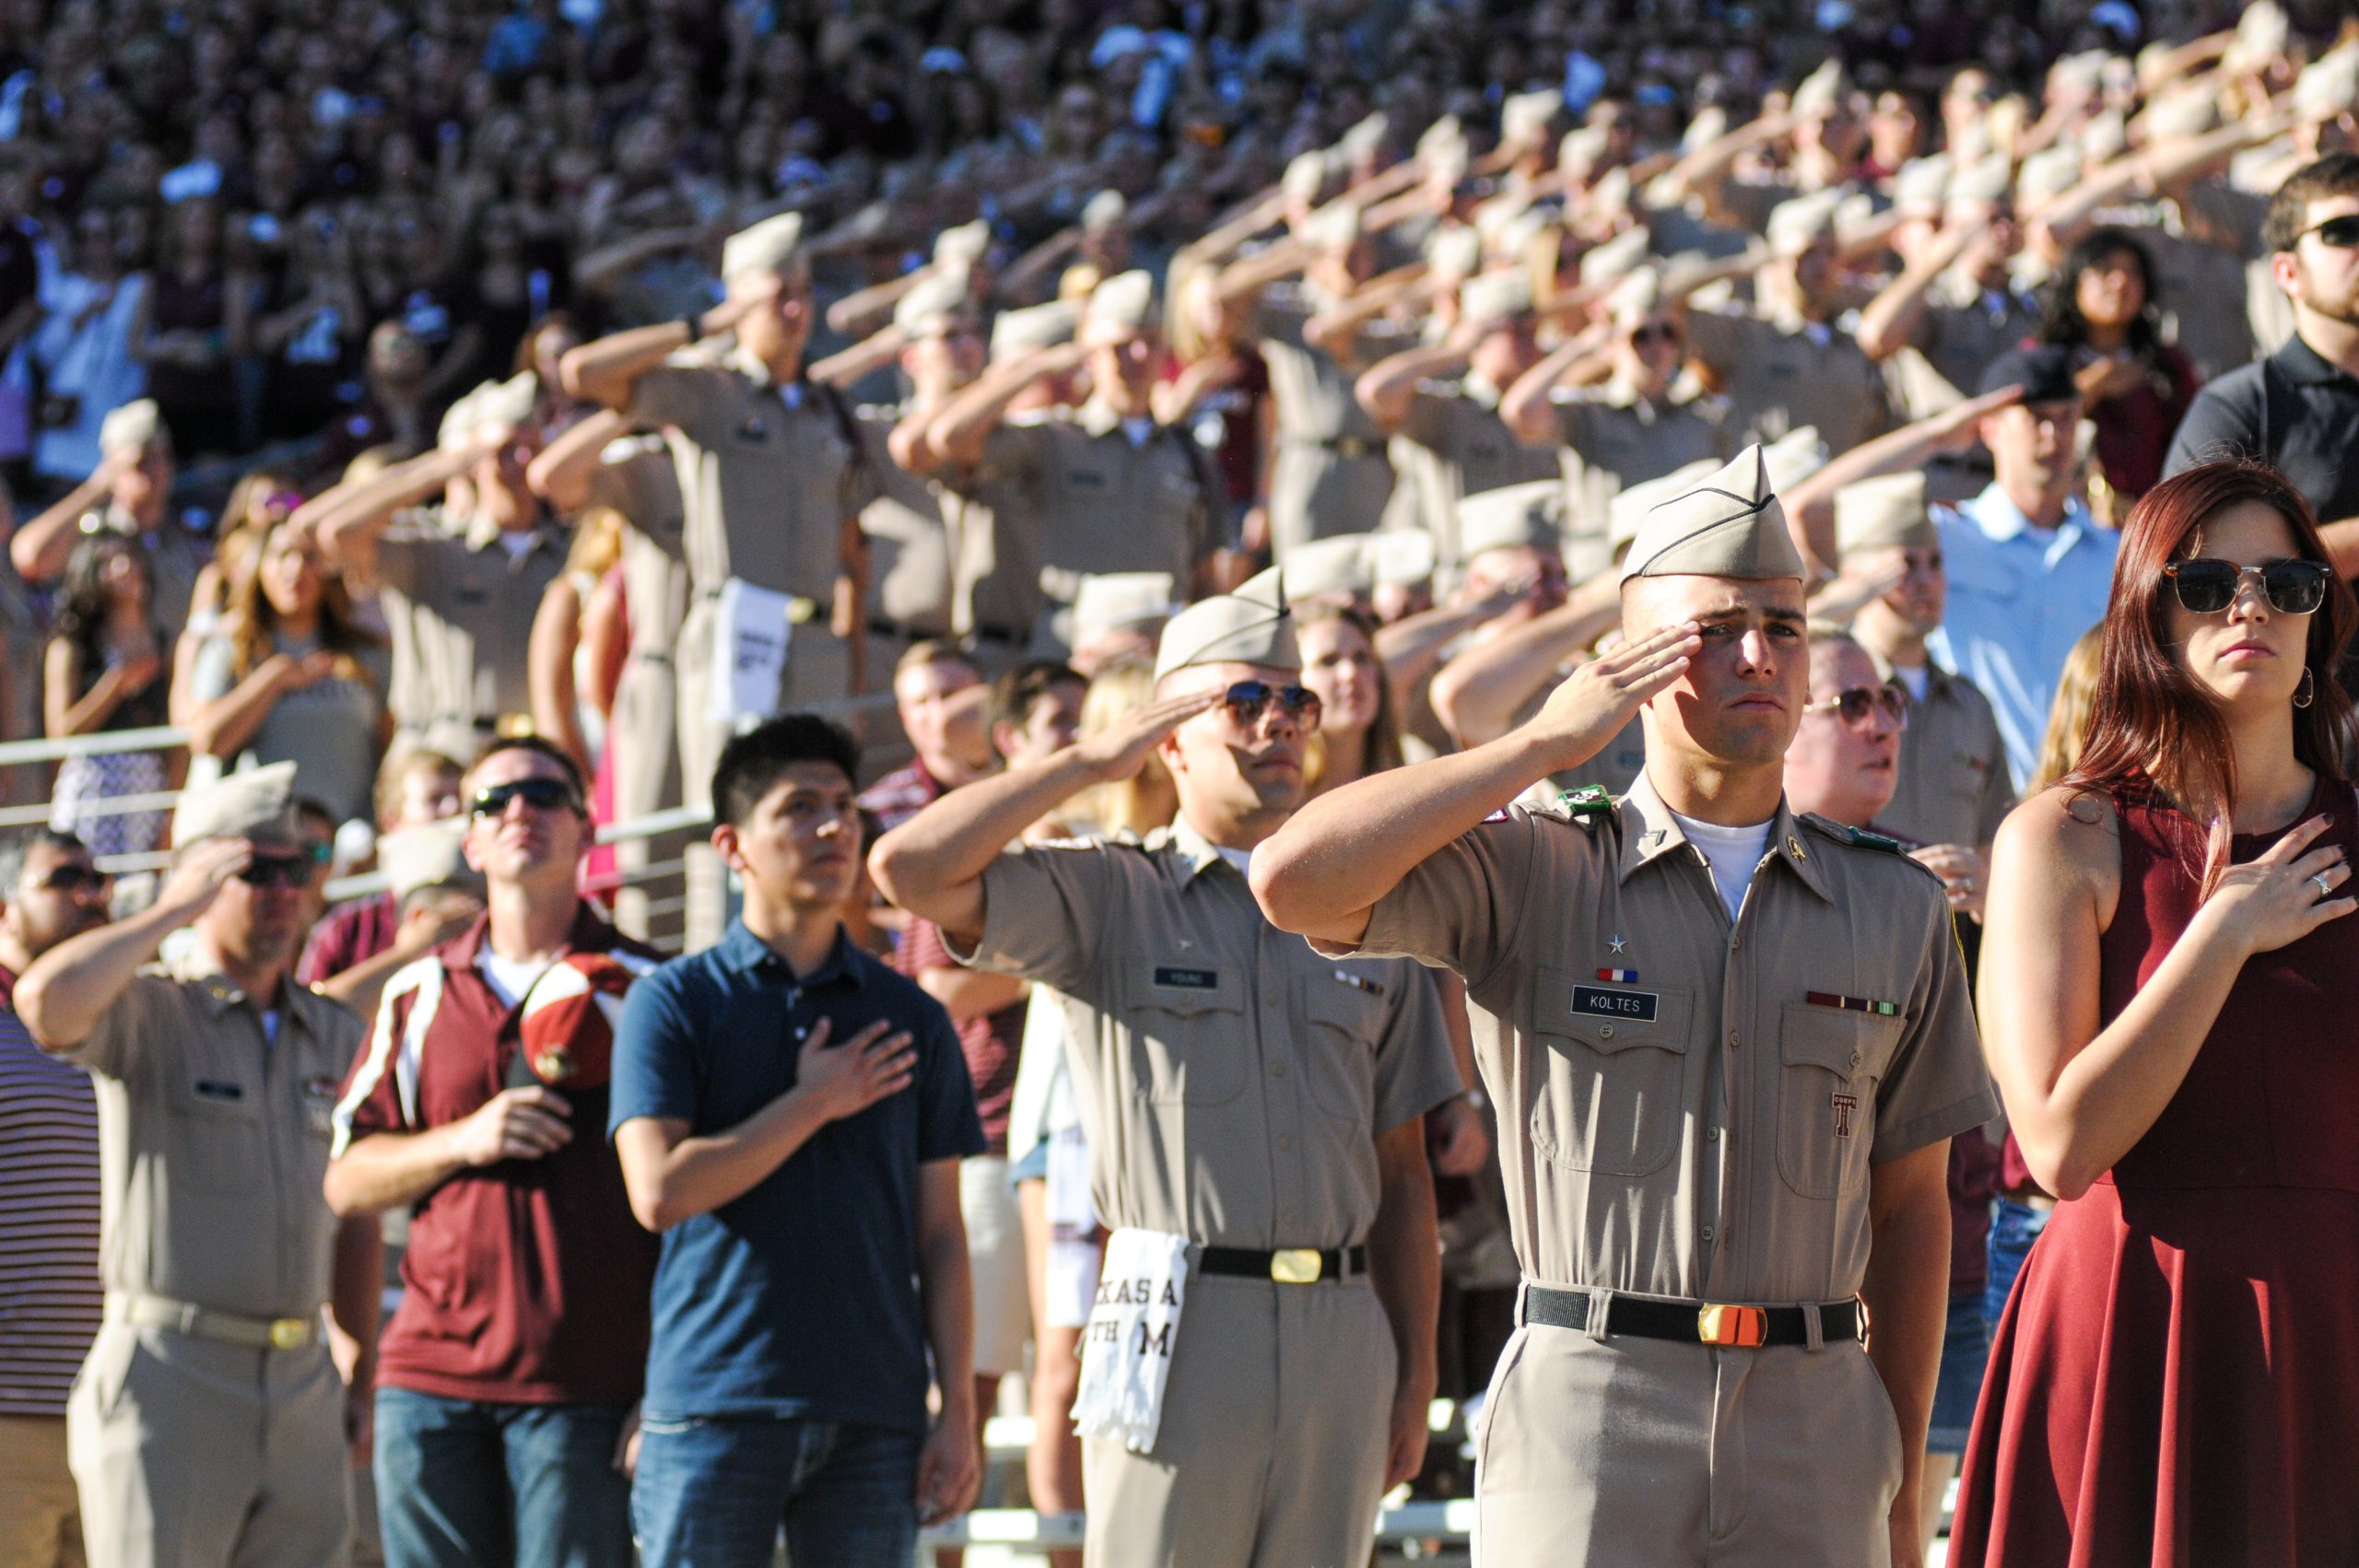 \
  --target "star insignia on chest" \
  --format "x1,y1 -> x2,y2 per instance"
1609,934 -> 1626,954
